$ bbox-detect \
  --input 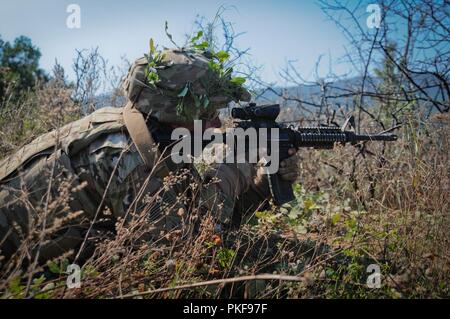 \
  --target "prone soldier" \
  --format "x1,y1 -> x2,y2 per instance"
0,48 -> 300,265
